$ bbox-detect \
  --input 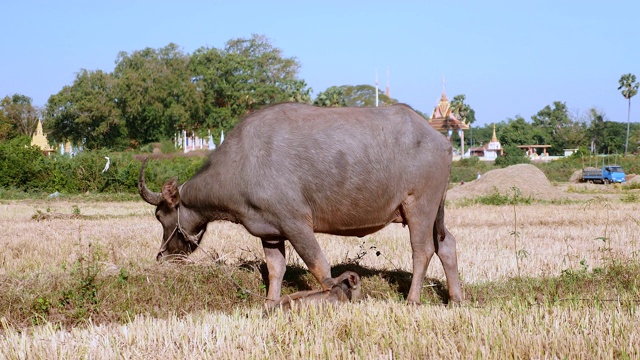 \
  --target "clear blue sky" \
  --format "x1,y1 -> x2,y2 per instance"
2,1 -> 638,126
